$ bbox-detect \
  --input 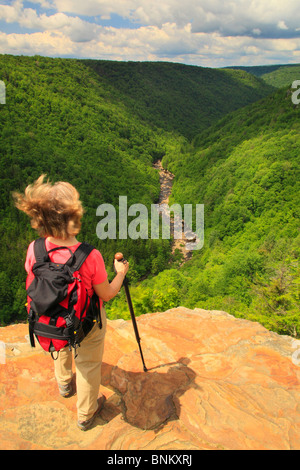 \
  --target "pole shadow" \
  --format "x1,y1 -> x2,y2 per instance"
99,357 -> 200,432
